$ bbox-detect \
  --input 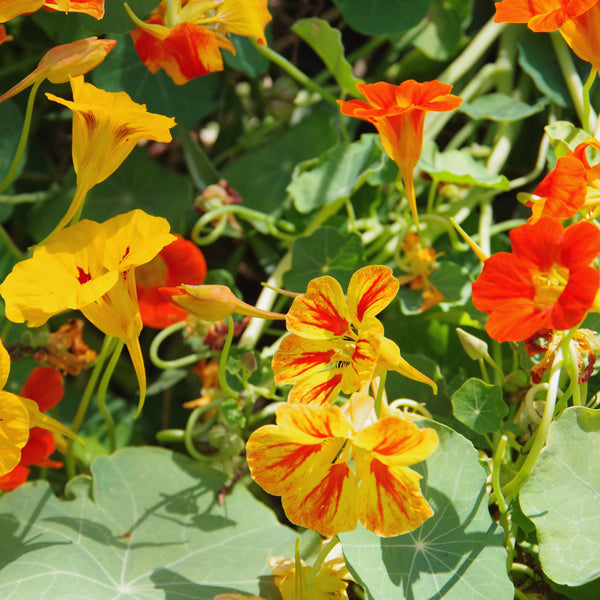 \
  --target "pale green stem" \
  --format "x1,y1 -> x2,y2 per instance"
250,39 -> 339,106
491,435 -> 509,513
96,339 -> 124,454
550,33 -> 590,129
501,349 -> 562,502
306,536 -> 339,588
478,357 -> 490,384
0,79 -> 42,195
478,201 -> 493,263
184,399 -> 222,462
149,321 -> 204,369
218,315 -> 237,398
582,66 -> 597,133
374,371 -> 386,419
